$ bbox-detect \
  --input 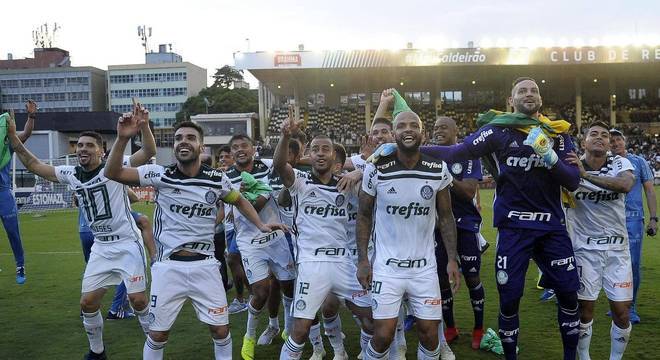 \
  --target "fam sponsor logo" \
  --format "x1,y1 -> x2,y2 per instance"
586,235 -> 625,246
385,258 -> 427,268
507,210 -> 551,222
314,247 -> 347,256
386,202 -> 431,219
208,305 -> 228,315
424,298 -> 442,306
614,281 -> 632,288
352,289 -> 369,299
128,275 -> 145,283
